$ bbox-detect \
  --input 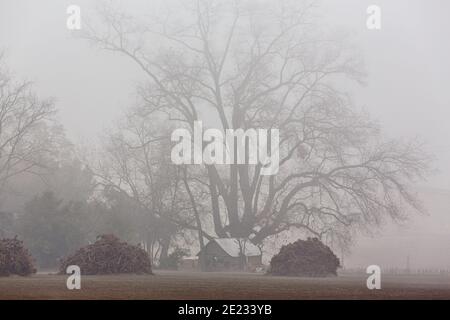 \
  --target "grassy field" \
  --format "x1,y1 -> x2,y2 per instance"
0,271 -> 450,299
